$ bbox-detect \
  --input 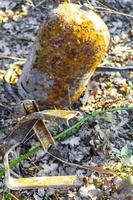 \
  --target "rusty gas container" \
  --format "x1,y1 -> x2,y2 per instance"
18,3 -> 110,109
